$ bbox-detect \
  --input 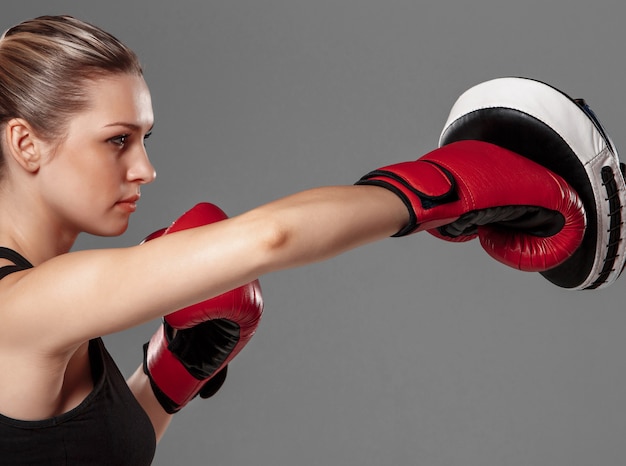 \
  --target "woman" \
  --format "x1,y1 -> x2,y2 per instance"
0,15 -> 585,465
